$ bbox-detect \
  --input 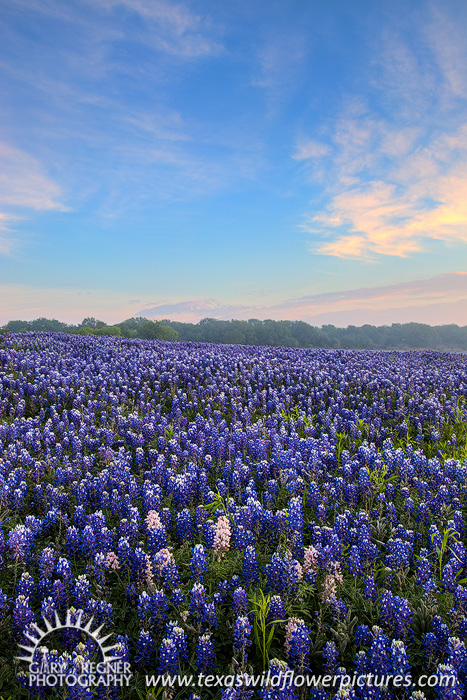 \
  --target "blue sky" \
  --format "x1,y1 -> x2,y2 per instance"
1,0 -> 467,326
